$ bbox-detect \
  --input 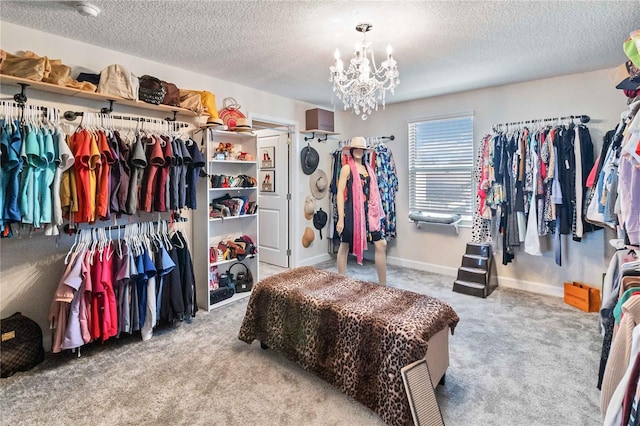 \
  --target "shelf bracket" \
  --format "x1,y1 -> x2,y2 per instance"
304,132 -> 316,142
317,133 -> 328,143
64,110 -> 83,121
101,99 -> 114,115
13,83 -> 29,108
413,218 -> 461,235
165,111 -> 178,122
